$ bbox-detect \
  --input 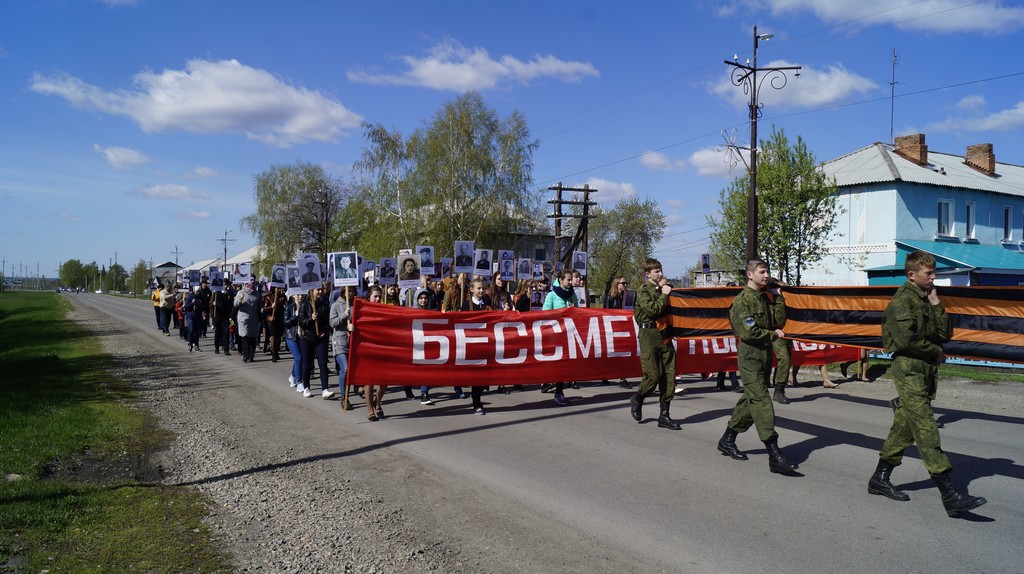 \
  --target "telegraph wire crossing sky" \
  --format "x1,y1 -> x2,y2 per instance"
2,1 -> 1023,281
